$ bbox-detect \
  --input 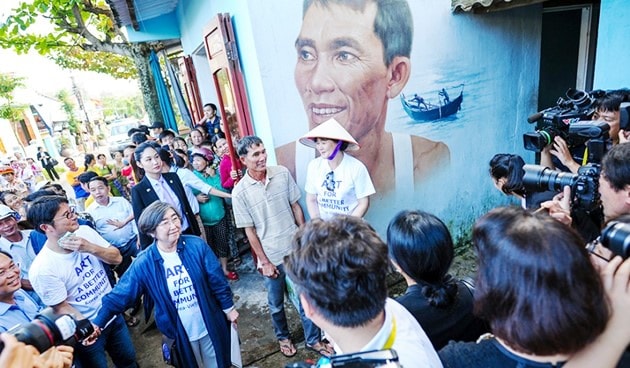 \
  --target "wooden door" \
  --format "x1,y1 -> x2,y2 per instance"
178,56 -> 204,124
